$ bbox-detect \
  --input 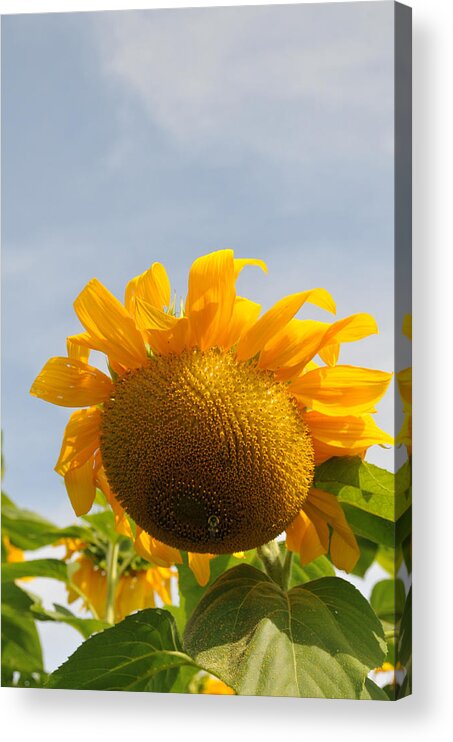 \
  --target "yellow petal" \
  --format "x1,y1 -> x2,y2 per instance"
149,317 -> 190,355
96,467 -> 133,539
74,278 -> 147,368
233,257 -> 268,279
286,510 -> 327,565
135,299 -> 190,354
306,411 -> 393,456
402,314 -> 412,340
223,297 -> 262,349
188,552 -> 212,587
134,298 -> 179,332
134,528 -> 182,567
291,365 -> 392,416
124,262 -> 171,315
277,313 -> 378,381
64,457 -> 97,516
317,342 -> 340,367
259,319 -> 327,372
185,250 -> 236,351
236,288 -> 336,362
4,535 -> 25,565
201,678 -> 235,695
67,333 -> 91,364
304,489 -> 359,572
397,367 -> 412,409
55,407 -> 101,476
30,357 -> 113,407
145,566 -> 174,605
